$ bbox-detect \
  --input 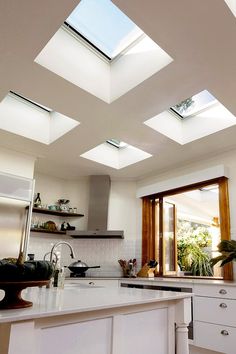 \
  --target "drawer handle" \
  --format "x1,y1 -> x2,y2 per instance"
219,289 -> 227,295
219,303 -> 227,308
89,282 -> 95,285
221,330 -> 229,336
